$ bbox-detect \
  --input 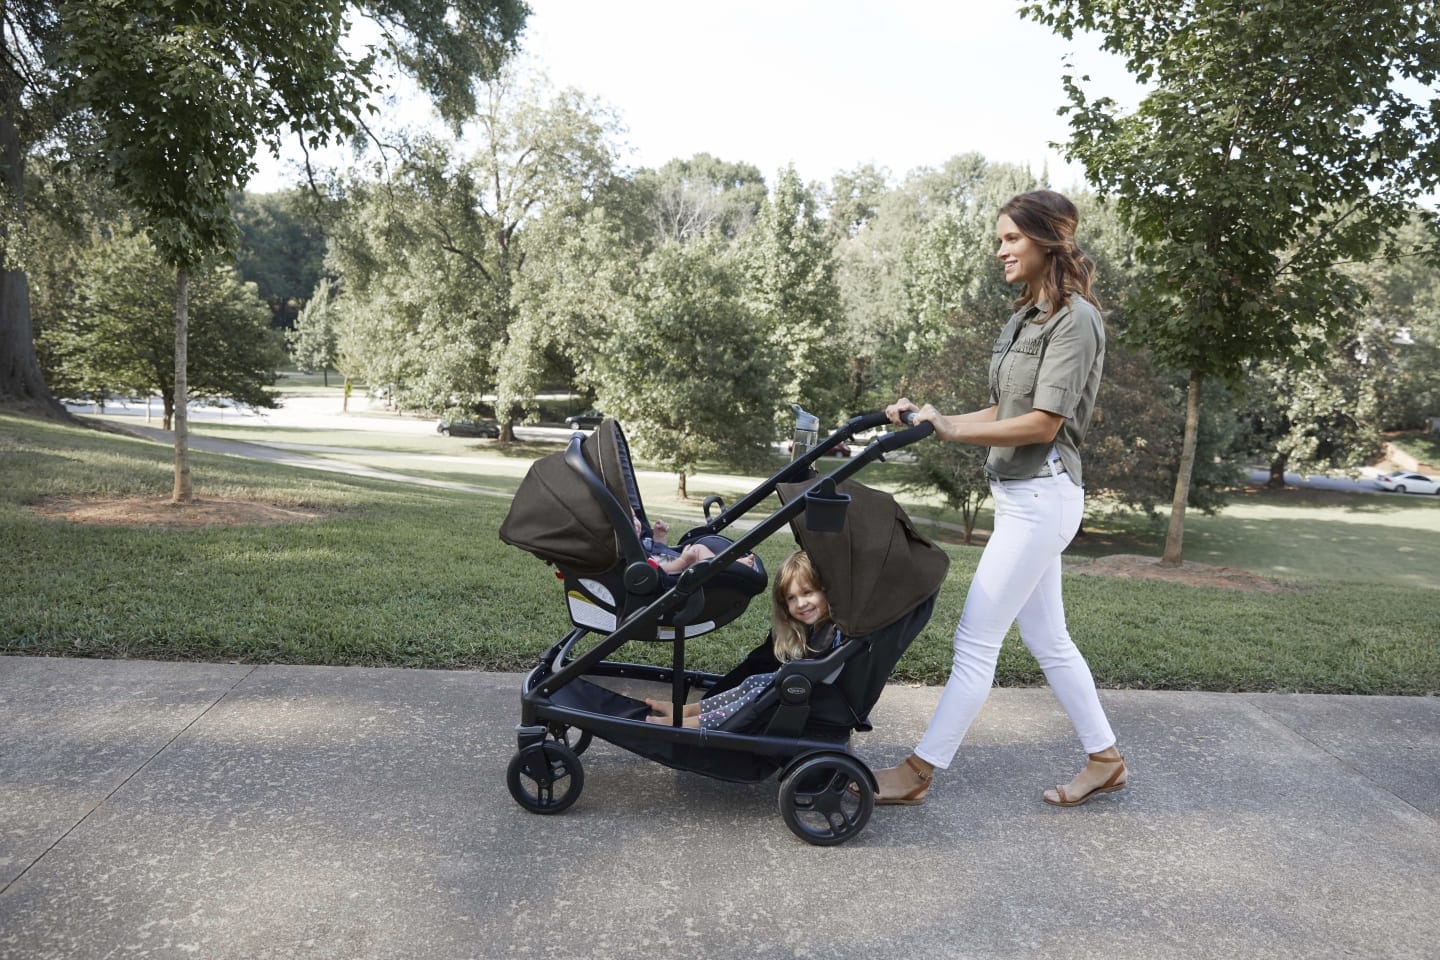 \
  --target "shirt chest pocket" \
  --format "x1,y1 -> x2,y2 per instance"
1001,334 -> 1046,396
